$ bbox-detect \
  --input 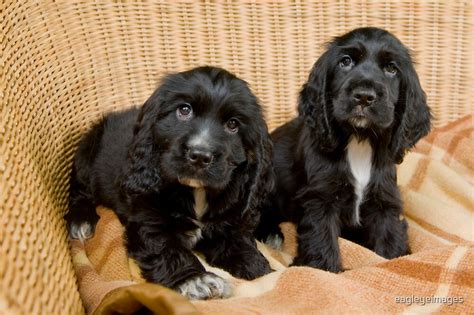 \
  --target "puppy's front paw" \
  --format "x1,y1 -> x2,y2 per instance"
69,221 -> 95,242
291,255 -> 342,273
231,255 -> 272,280
177,272 -> 232,300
